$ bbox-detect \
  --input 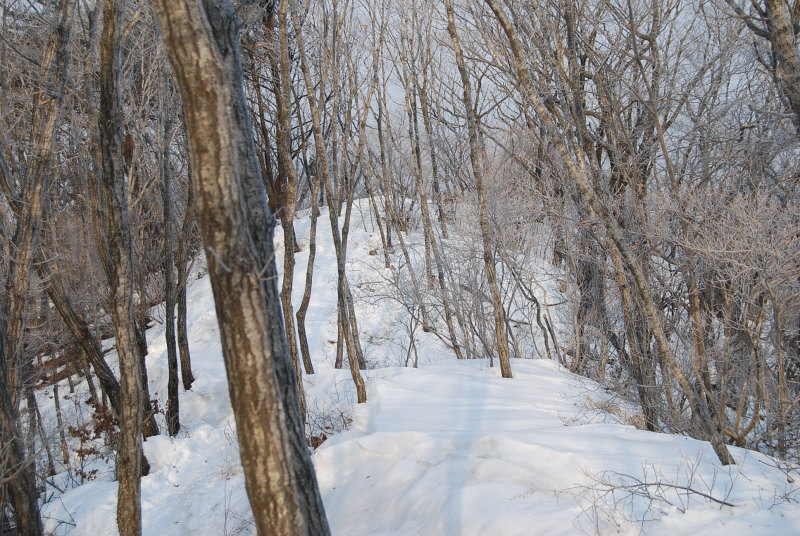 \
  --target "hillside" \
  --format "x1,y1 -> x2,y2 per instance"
38,204 -> 800,535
